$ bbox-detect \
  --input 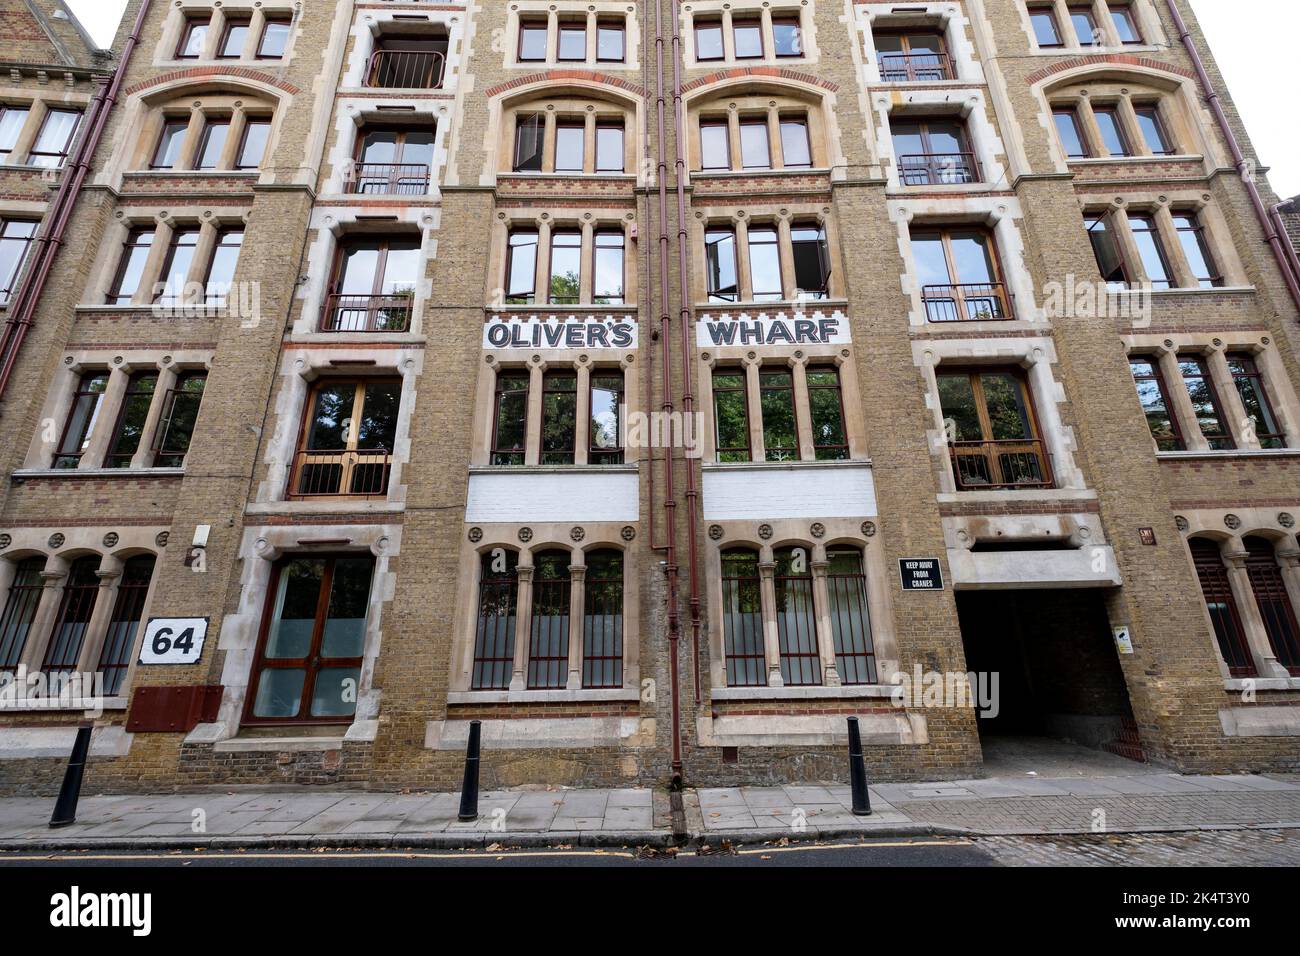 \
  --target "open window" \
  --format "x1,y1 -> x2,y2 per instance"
290,379 -> 400,497
937,367 -> 1052,489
